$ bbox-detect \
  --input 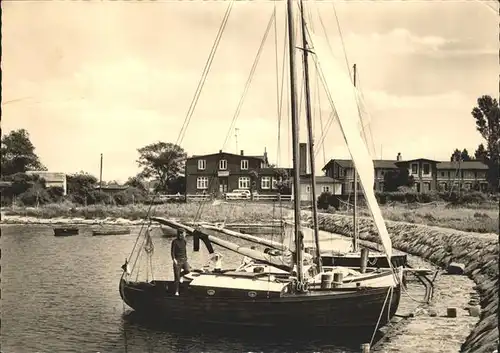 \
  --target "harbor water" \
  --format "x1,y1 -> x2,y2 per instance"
2,224 -> 368,353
